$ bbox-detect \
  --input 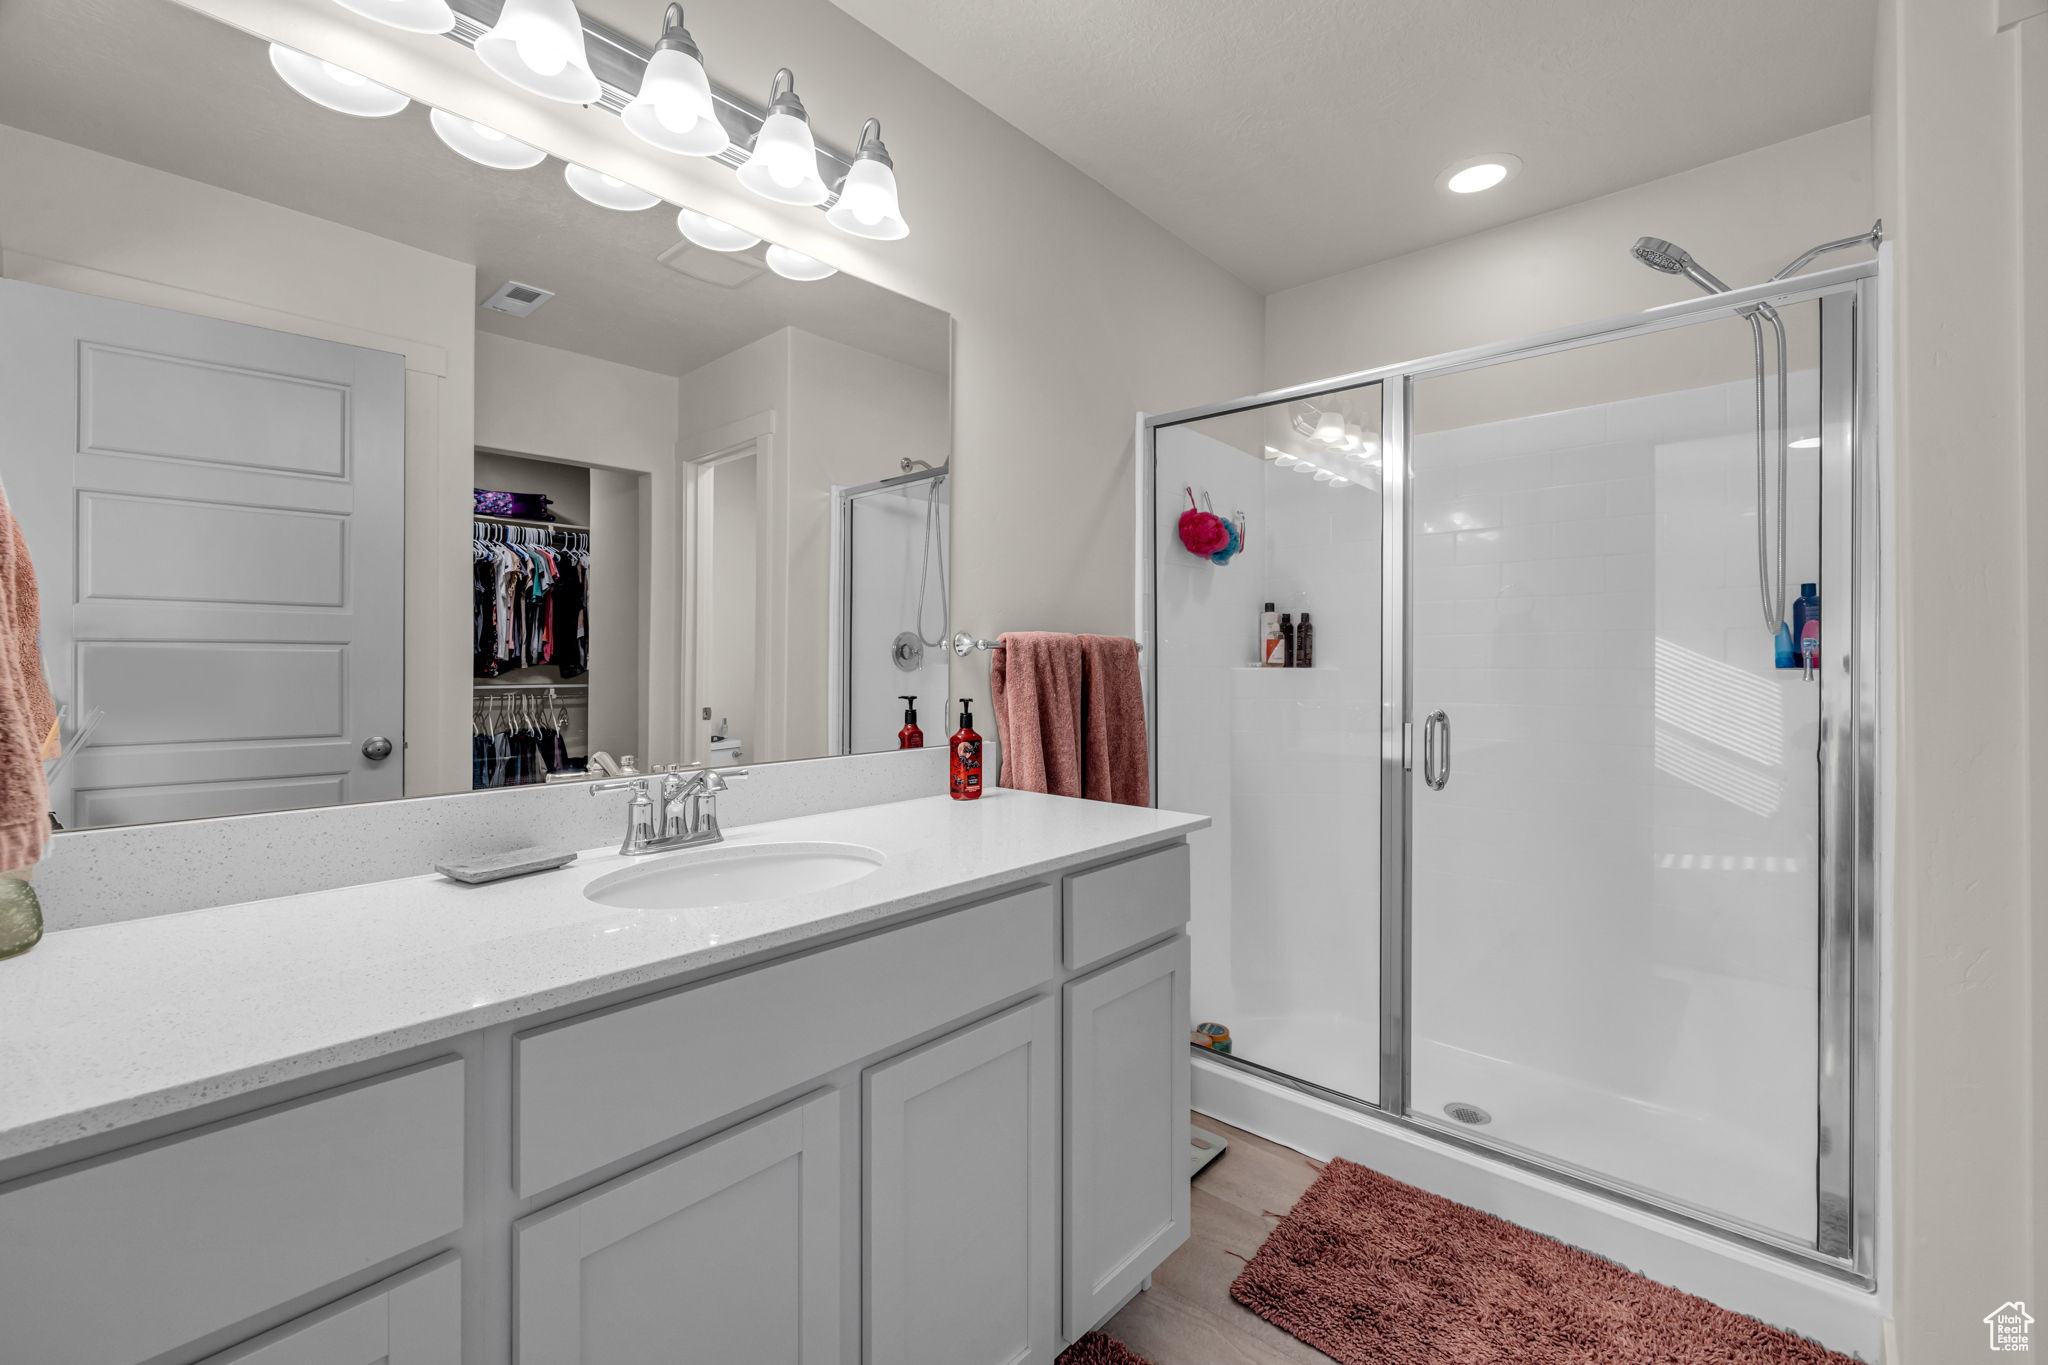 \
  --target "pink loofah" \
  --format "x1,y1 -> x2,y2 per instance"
1177,488 -> 1230,556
